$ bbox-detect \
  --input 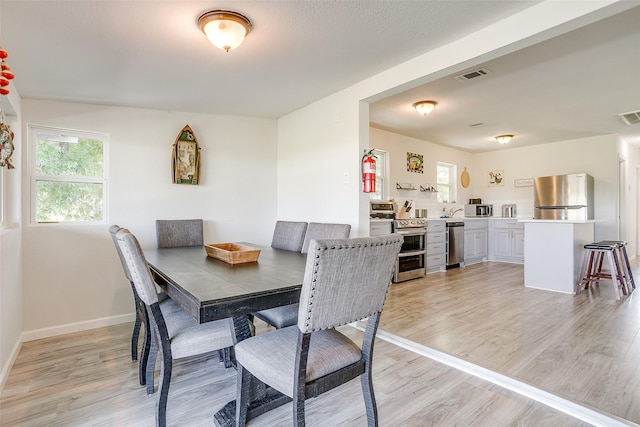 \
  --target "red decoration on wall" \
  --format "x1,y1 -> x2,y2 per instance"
0,47 -> 14,95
